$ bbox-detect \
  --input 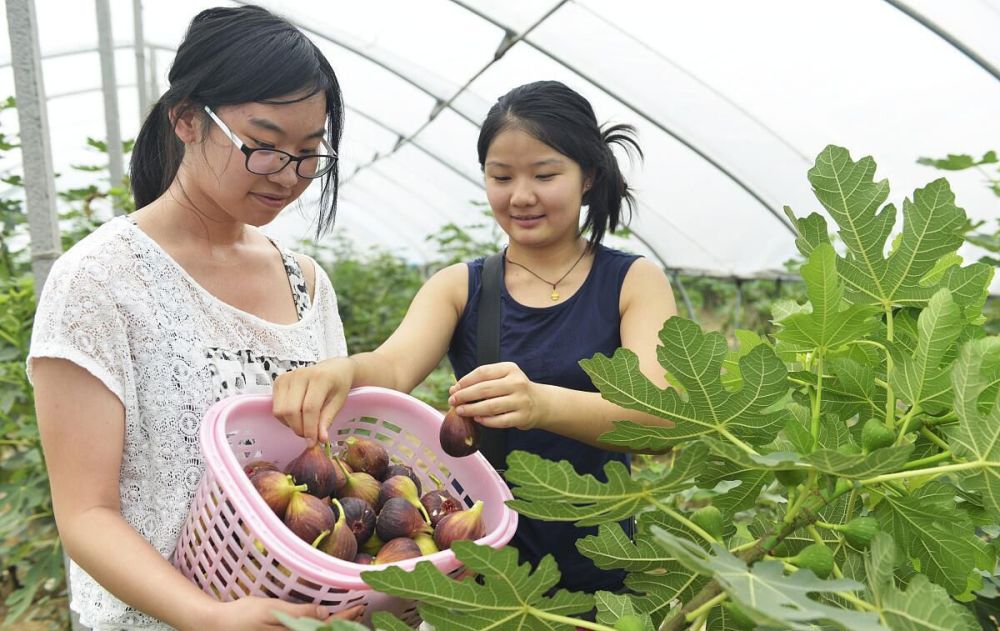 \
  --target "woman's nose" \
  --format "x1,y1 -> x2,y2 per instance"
510,179 -> 536,206
268,163 -> 299,187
